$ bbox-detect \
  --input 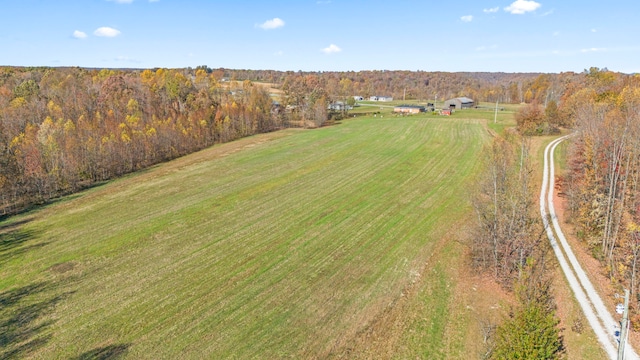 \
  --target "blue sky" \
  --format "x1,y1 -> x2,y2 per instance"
1,0 -> 638,73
